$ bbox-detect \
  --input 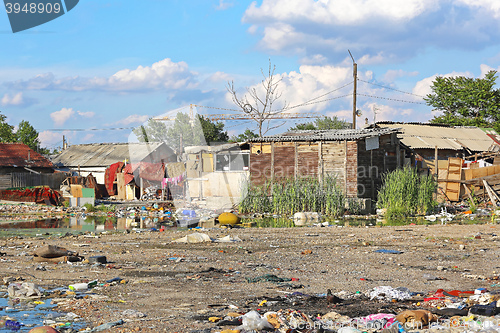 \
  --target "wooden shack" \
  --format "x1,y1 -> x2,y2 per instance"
248,128 -> 401,200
